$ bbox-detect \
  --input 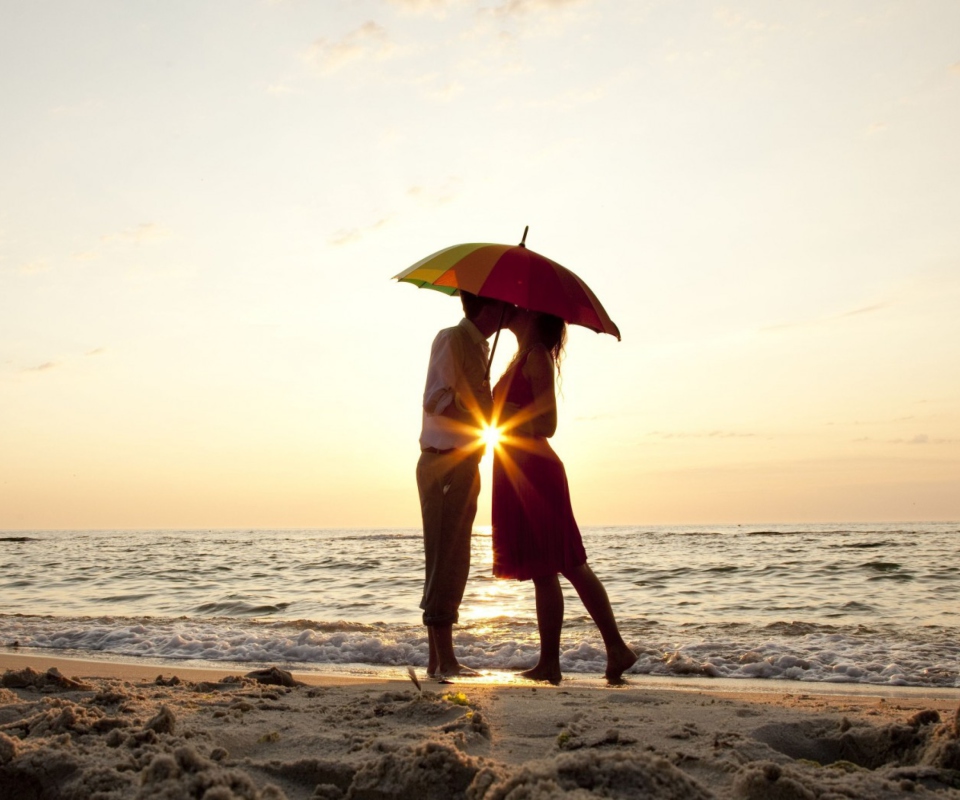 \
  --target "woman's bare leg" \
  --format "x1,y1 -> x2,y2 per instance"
563,563 -> 638,683
520,574 -> 564,684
